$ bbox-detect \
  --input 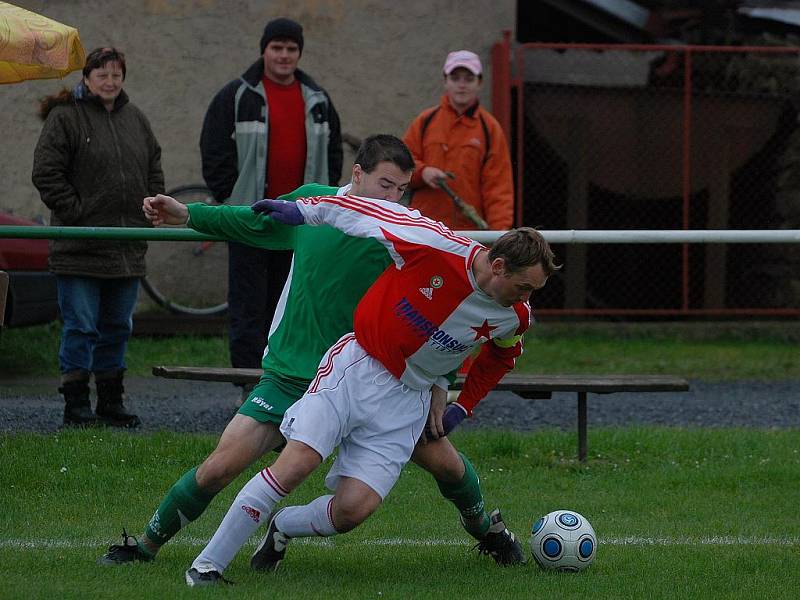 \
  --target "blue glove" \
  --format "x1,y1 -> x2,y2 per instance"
251,199 -> 305,225
441,403 -> 467,436
424,402 -> 467,440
